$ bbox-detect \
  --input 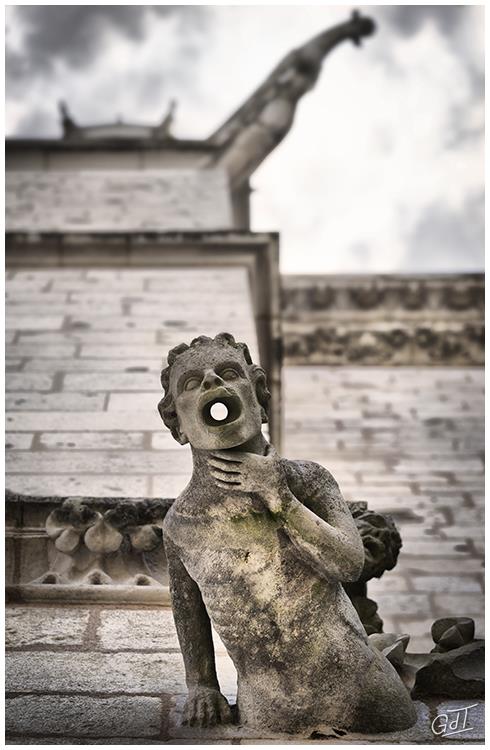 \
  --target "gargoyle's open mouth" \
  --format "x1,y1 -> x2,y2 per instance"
201,395 -> 242,427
